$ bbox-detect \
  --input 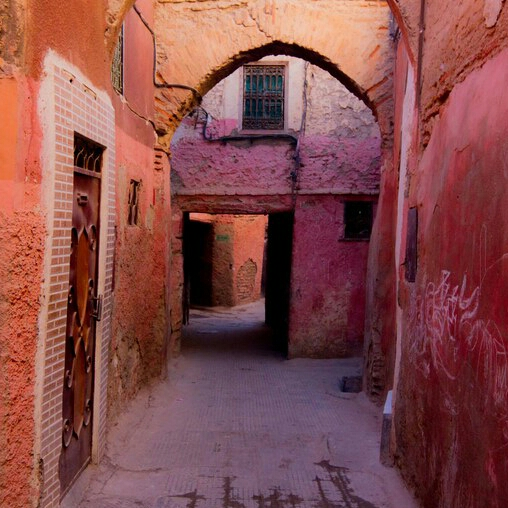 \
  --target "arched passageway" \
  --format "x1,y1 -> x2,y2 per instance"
170,53 -> 382,360
3,2 -> 397,506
